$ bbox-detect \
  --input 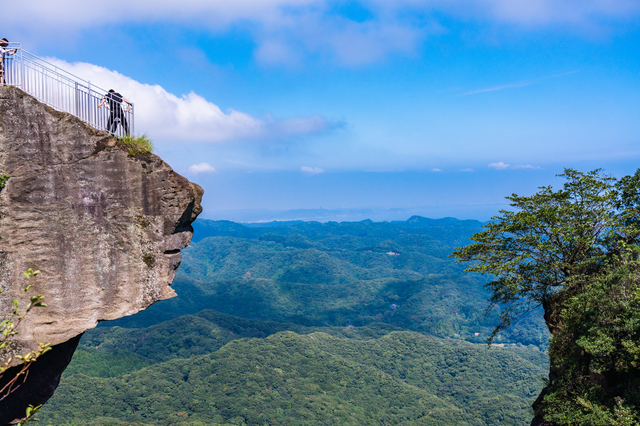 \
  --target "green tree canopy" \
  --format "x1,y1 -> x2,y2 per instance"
452,169 -> 640,338
453,168 -> 640,424
542,258 -> 640,425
